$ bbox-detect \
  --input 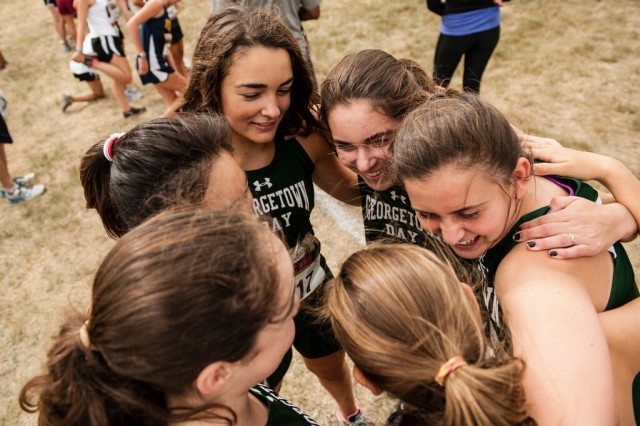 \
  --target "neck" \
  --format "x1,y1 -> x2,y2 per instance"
169,389 -> 267,426
520,175 -> 568,217
231,136 -> 276,171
